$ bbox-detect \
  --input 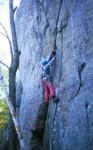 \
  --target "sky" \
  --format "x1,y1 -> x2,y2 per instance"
0,0 -> 21,66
